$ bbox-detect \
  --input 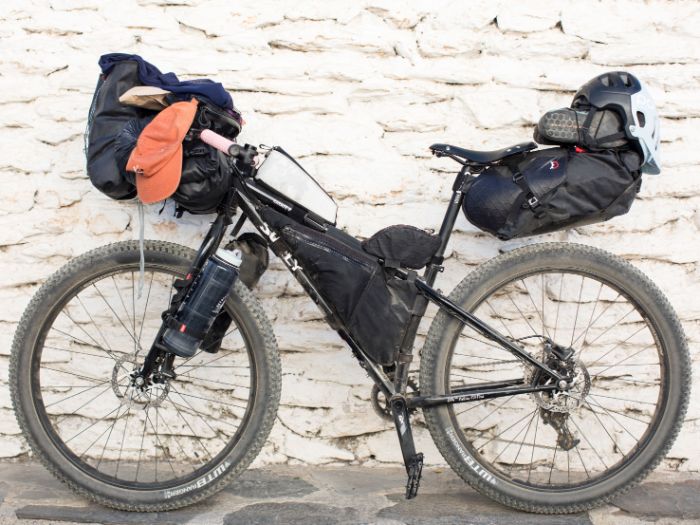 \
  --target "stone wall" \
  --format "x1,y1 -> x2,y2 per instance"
0,0 -> 698,474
